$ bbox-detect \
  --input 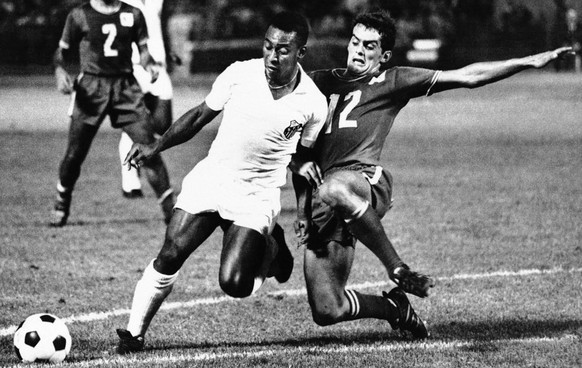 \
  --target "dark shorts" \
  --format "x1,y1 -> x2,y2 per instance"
70,73 -> 149,128
310,164 -> 393,249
